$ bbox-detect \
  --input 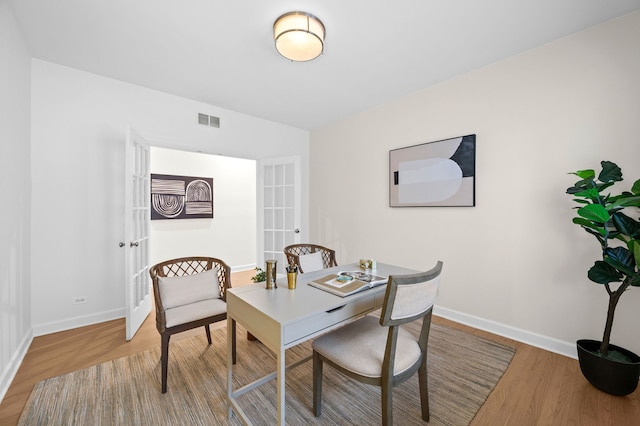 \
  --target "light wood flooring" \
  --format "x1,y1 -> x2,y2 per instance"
1,269 -> 639,425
